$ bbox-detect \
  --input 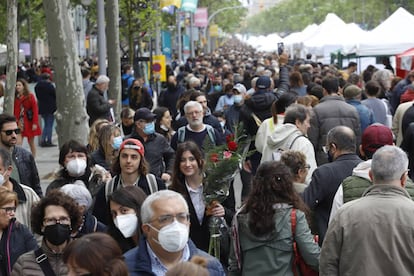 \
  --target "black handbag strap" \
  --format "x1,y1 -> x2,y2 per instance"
34,248 -> 57,276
